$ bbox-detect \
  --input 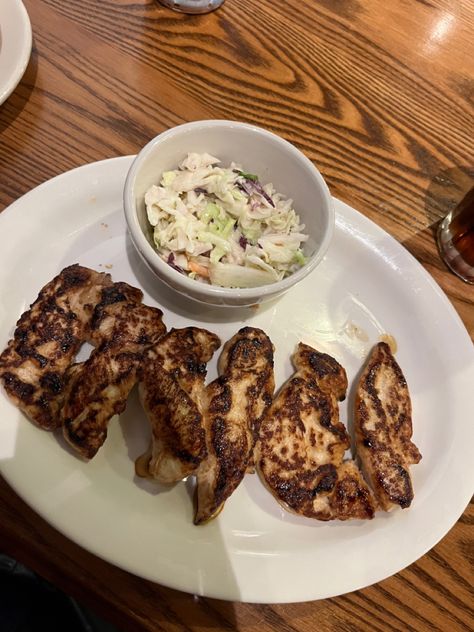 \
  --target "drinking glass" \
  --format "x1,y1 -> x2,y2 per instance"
158,0 -> 225,13
437,187 -> 474,284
